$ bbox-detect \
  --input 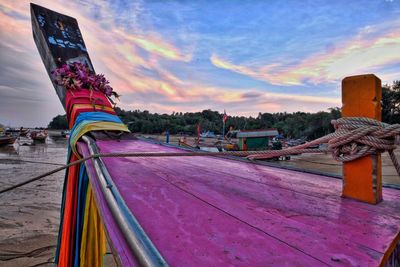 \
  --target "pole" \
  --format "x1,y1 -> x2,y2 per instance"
222,121 -> 225,139
341,74 -> 382,204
